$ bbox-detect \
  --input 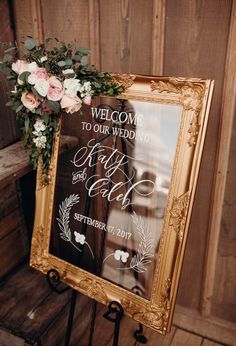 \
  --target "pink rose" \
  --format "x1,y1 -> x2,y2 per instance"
83,95 -> 92,105
47,76 -> 64,101
12,60 -> 28,74
33,68 -> 49,81
60,94 -> 82,114
21,91 -> 40,112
